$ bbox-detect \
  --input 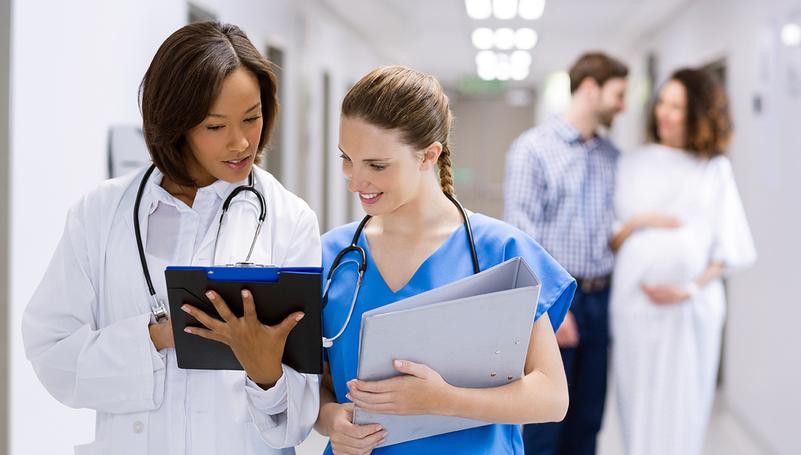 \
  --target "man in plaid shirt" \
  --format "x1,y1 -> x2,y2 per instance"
504,52 -> 628,455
